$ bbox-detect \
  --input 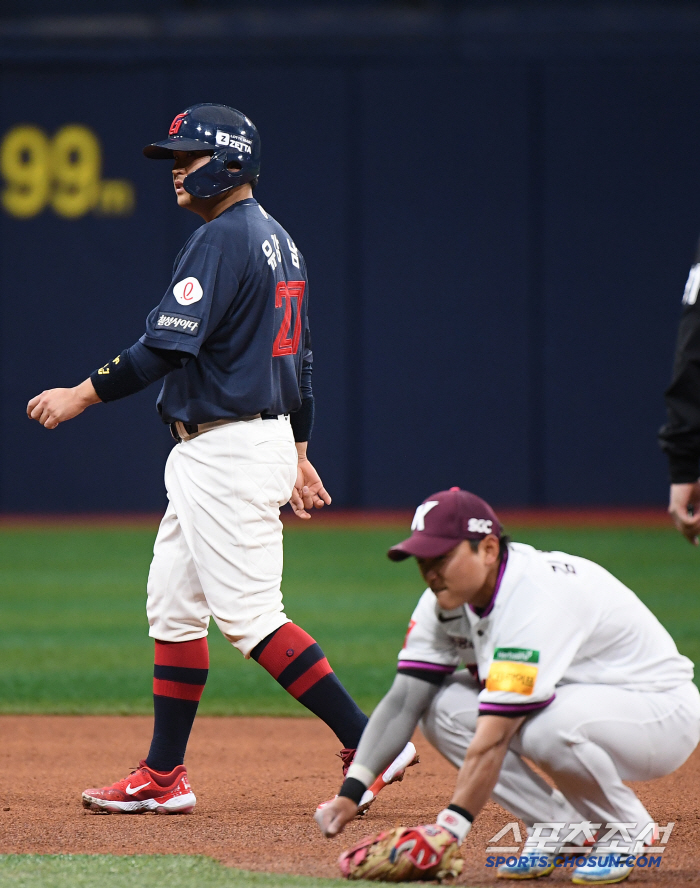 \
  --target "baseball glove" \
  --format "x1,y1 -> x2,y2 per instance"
337,824 -> 463,882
